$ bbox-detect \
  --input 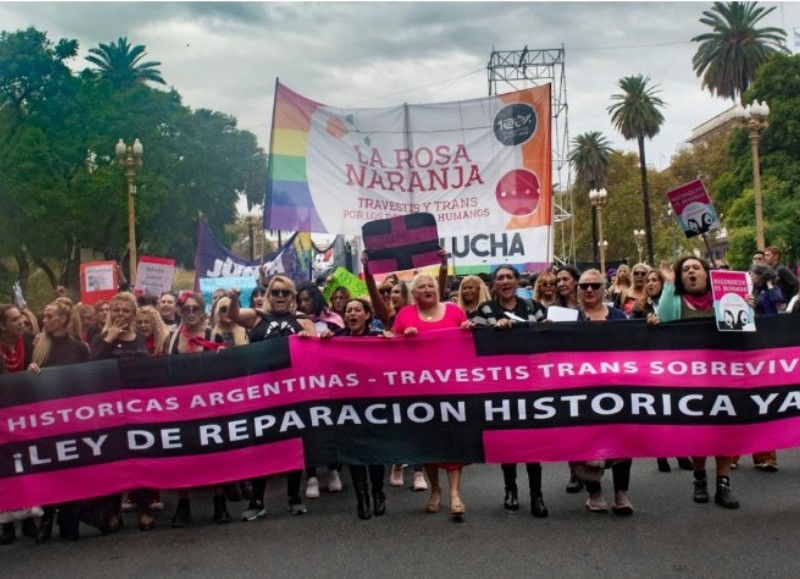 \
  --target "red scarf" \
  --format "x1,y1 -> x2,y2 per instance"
1,335 -> 25,373
682,291 -> 713,311
179,325 -> 224,352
